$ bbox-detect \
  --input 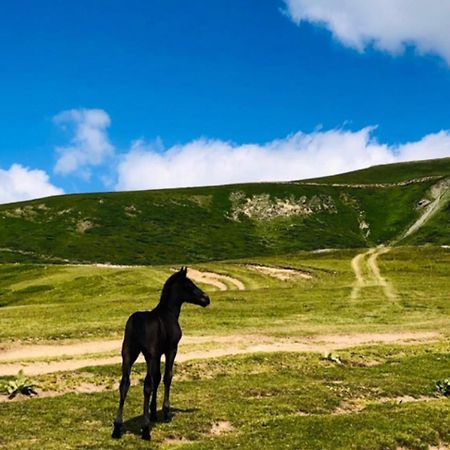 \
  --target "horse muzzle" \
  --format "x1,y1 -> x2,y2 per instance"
201,294 -> 210,307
